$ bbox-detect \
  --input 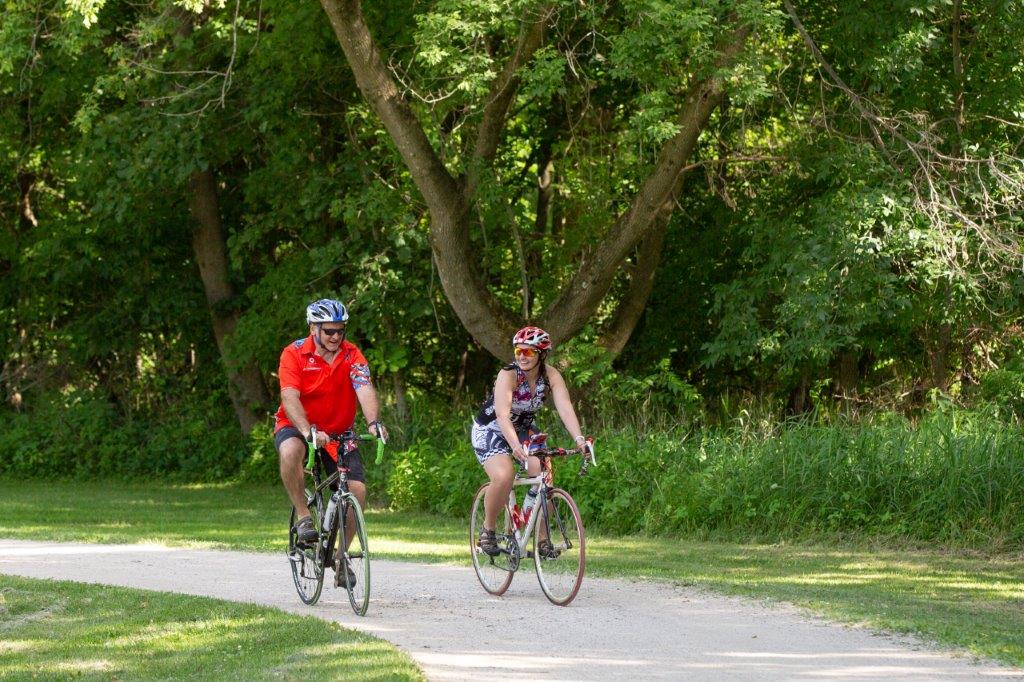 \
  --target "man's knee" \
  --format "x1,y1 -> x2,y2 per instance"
348,480 -> 367,504
278,437 -> 305,469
